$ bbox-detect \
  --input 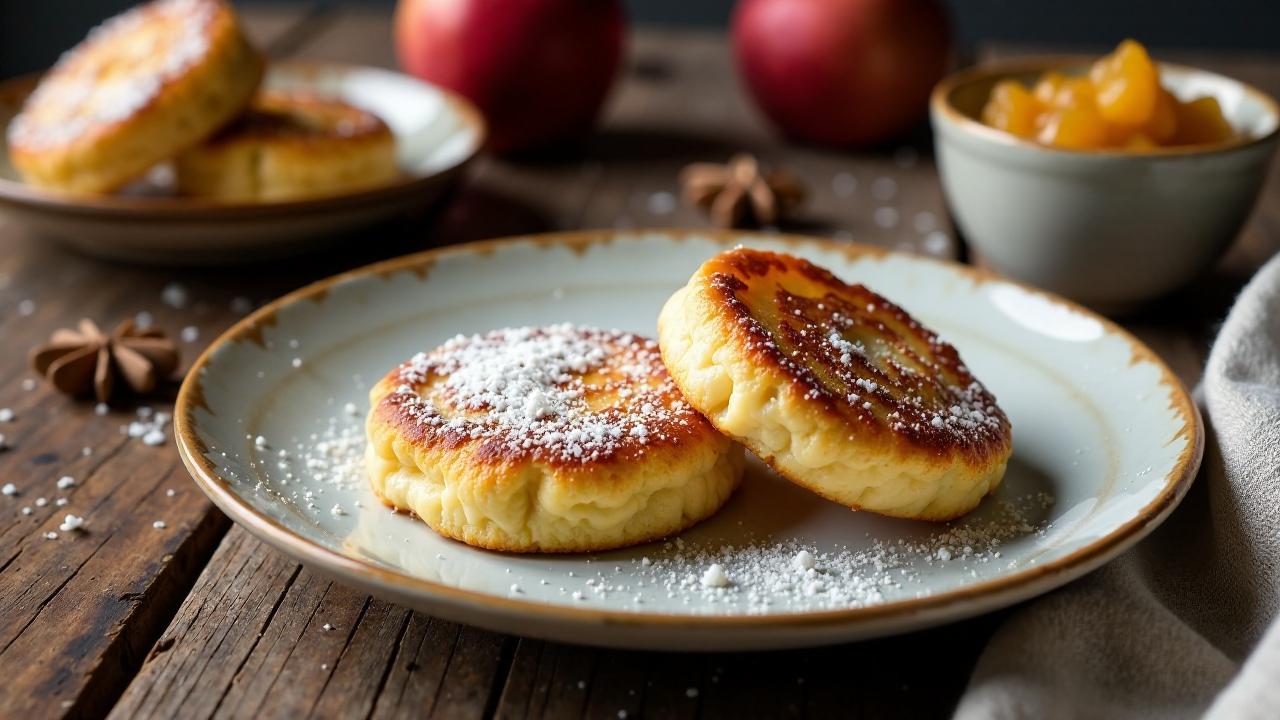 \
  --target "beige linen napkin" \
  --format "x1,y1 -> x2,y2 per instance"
955,254 -> 1280,720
